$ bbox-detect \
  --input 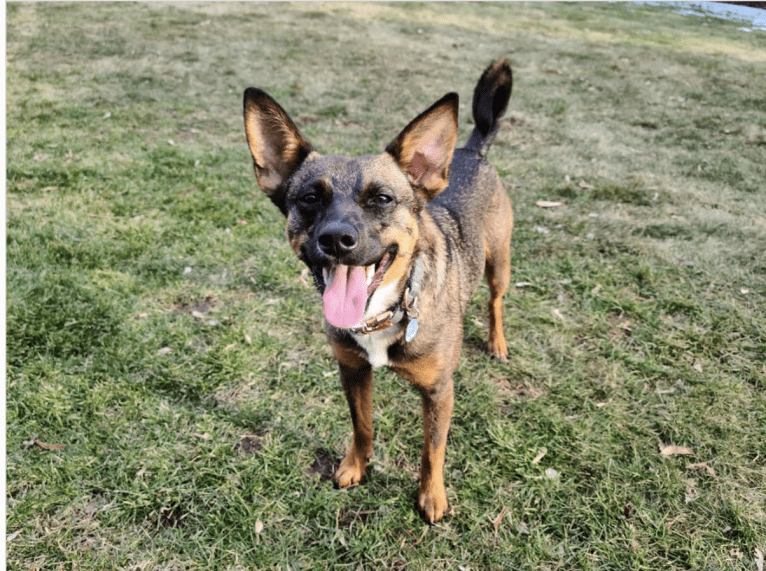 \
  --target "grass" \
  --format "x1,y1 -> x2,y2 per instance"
5,2 -> 766,569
